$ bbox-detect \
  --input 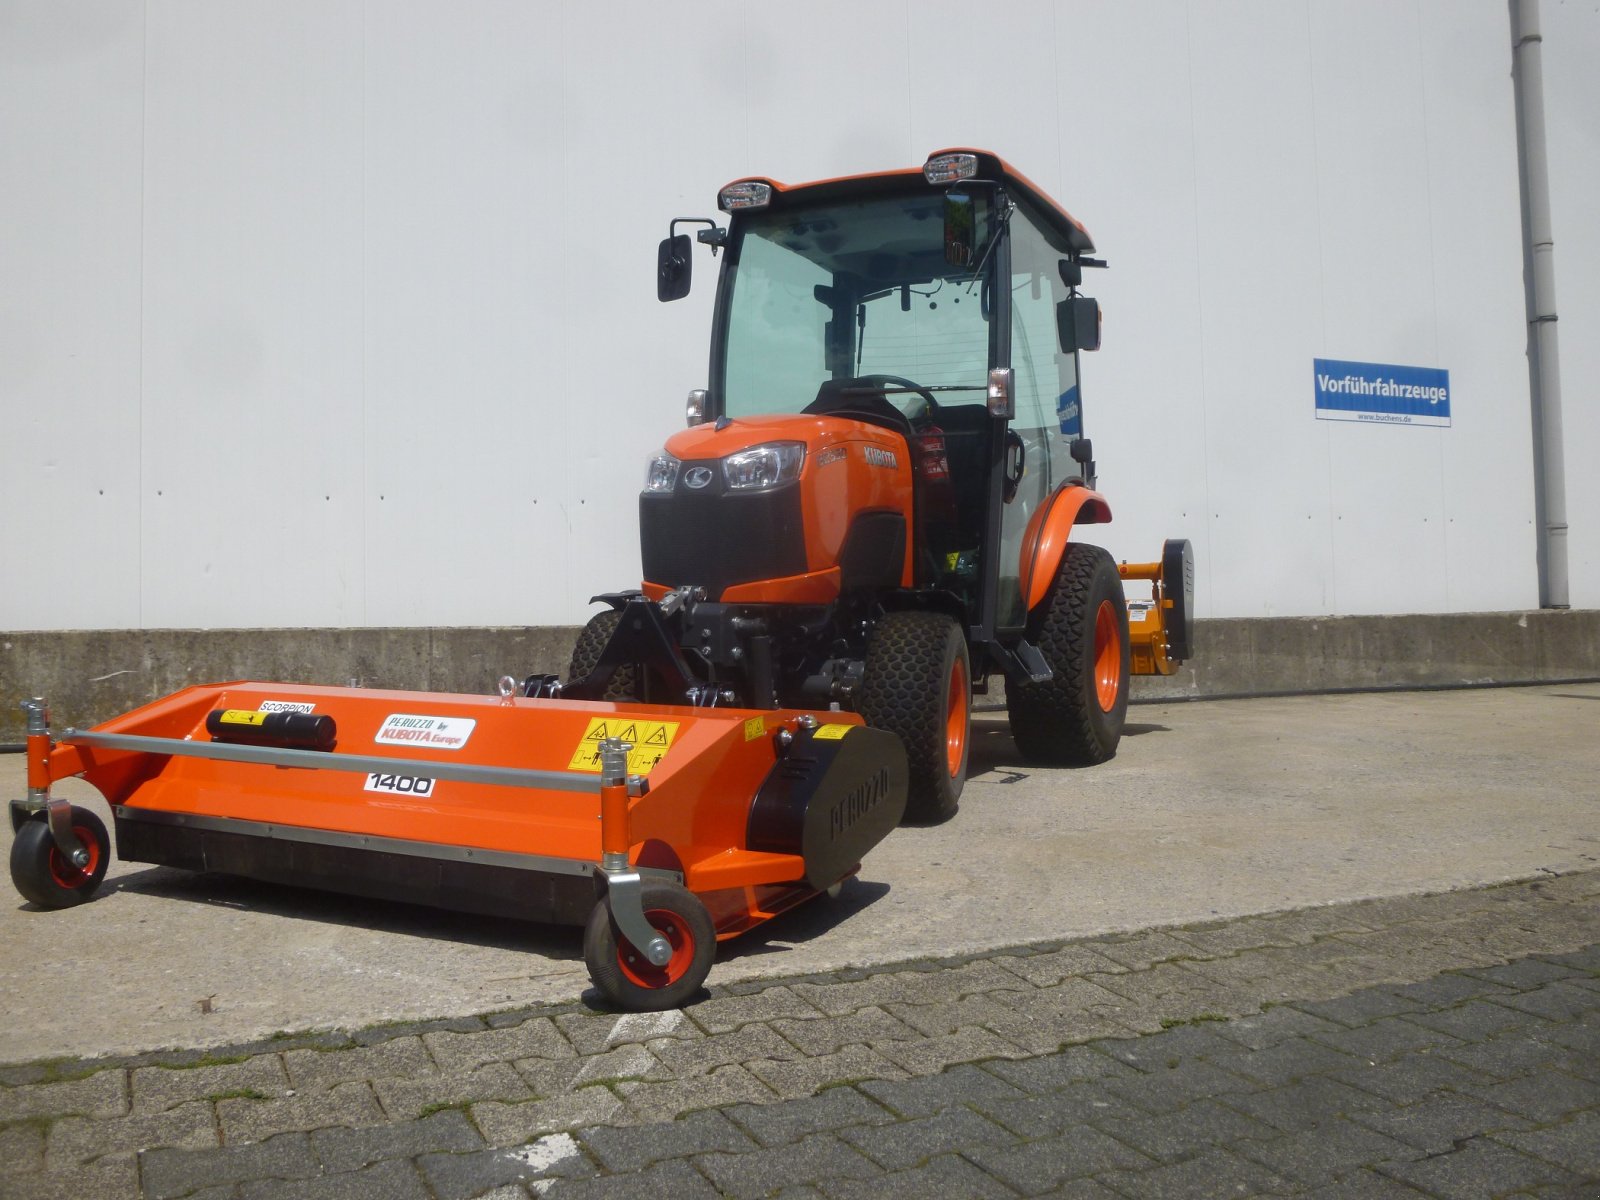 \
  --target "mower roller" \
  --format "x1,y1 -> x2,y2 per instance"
9,148 -> 1193,1010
